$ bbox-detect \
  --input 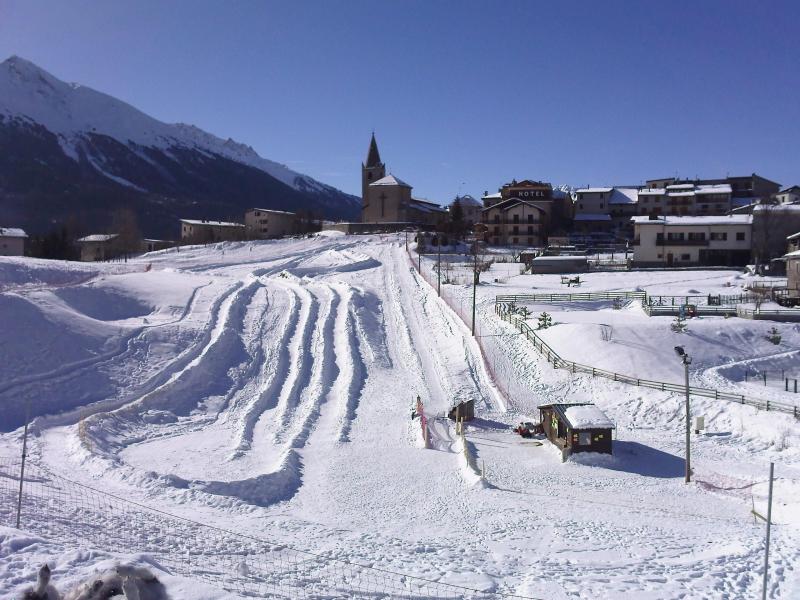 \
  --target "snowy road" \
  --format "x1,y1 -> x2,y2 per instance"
1,233 -> 799,598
